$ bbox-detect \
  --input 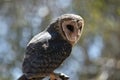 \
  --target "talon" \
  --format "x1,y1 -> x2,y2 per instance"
50,73 -> 59,80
